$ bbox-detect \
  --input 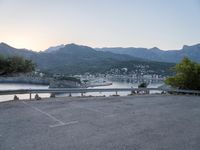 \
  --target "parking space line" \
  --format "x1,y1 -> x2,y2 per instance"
49,121 -> 79,128
22,101 -> 64,124
22,101 -> 78,128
